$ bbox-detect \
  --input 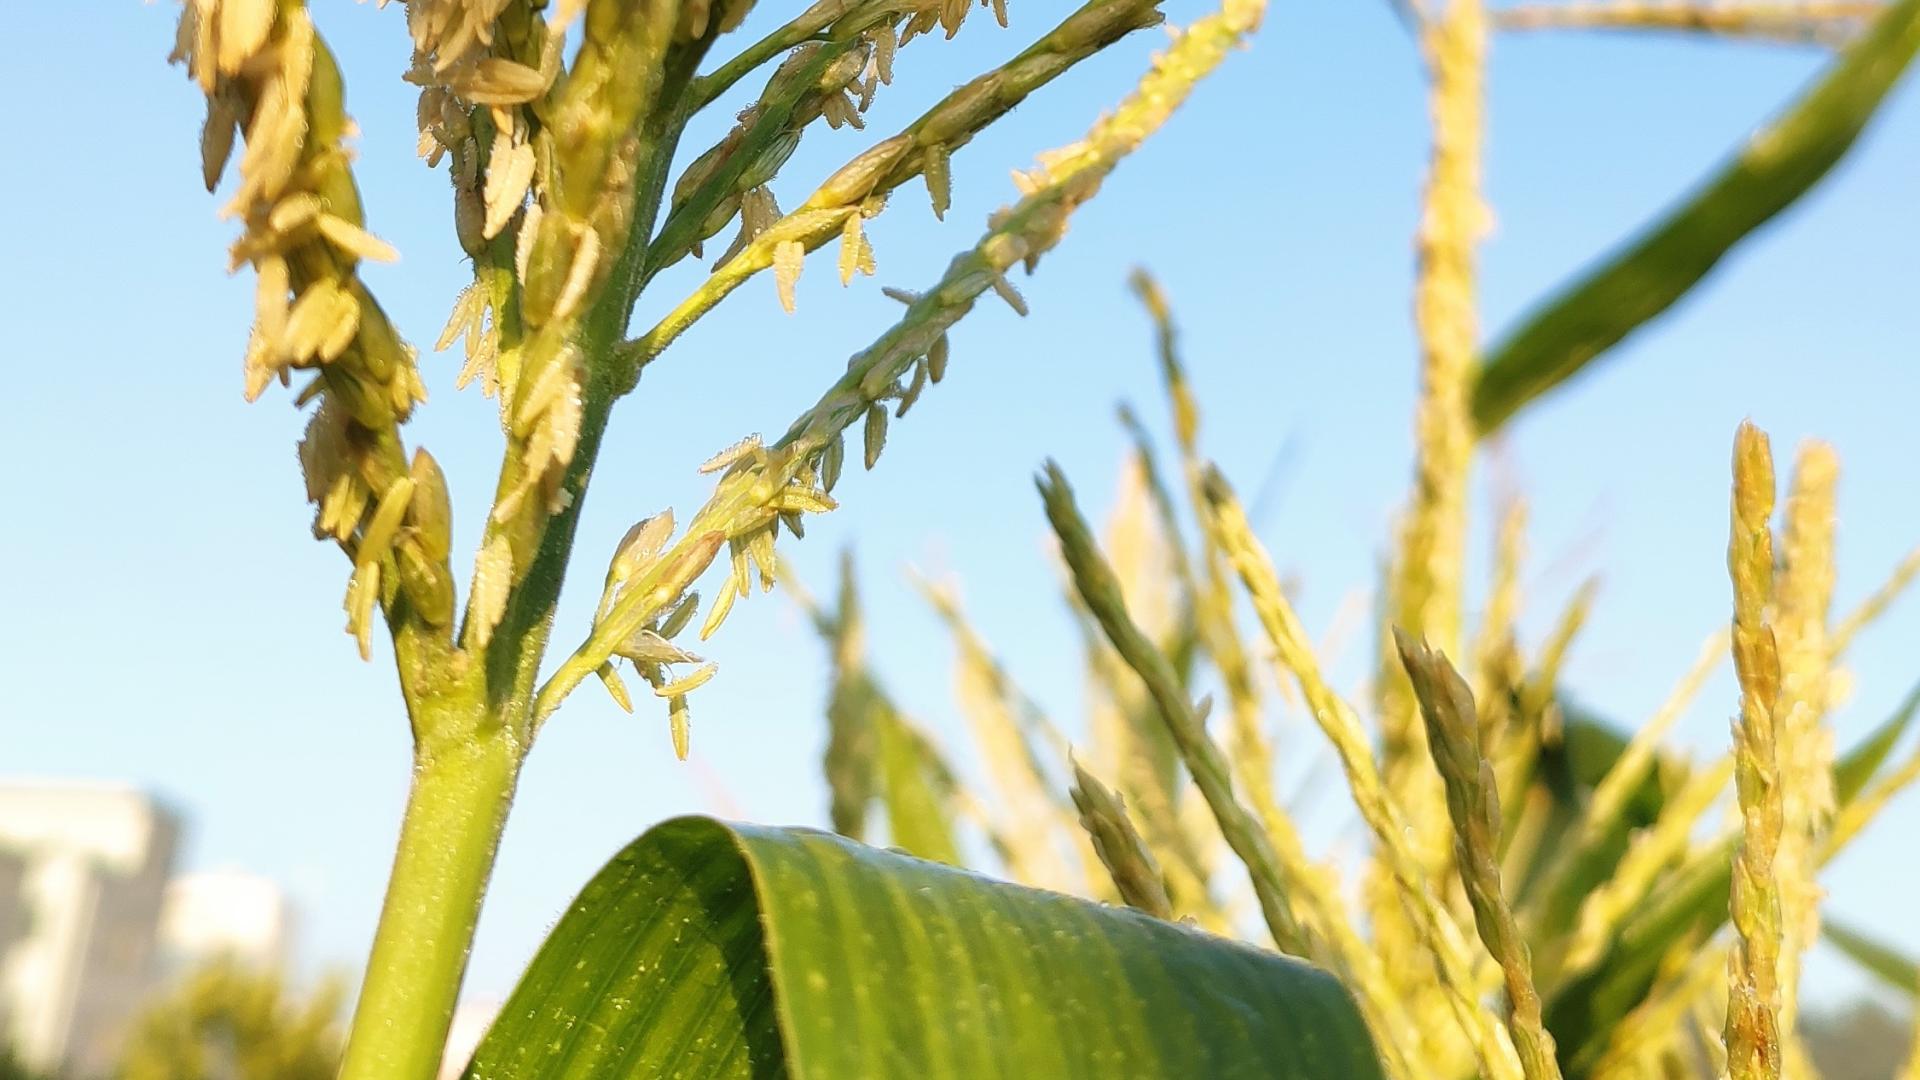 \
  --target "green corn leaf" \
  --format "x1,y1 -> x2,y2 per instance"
1543,680 -> 1920,1070
1834,677 -> 1920,805
875,708 -> 965,865
1471,0 -> 1920,435
807,551 -> 963,863
1545,837 -> 1734,1074
1824,916 -> 1920,996
1514,706 -> 1678,953
821,665 -> 881,841
820,553 -> 880,841
1502,707 -> 1670,908
463,817 -> 1384,1080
